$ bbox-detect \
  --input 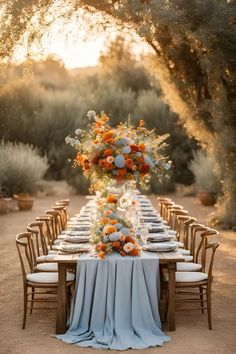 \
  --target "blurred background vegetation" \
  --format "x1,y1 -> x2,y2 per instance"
0,36 -> 199,196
